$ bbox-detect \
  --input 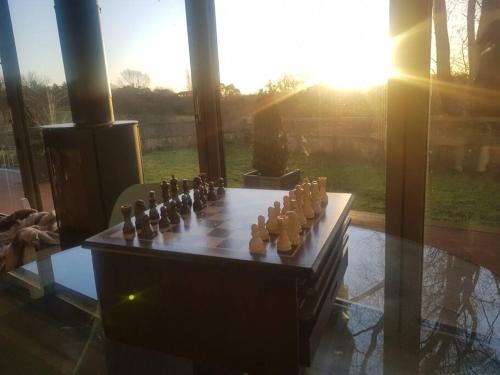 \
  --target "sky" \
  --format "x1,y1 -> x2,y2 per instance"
8,0 -> 391,93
